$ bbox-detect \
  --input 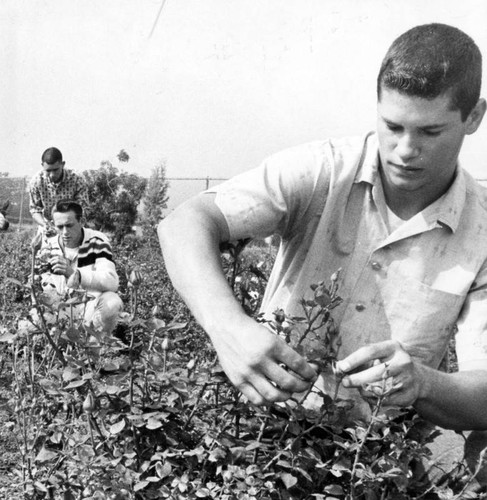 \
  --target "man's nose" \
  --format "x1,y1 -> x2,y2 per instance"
396,134 -> 421,162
